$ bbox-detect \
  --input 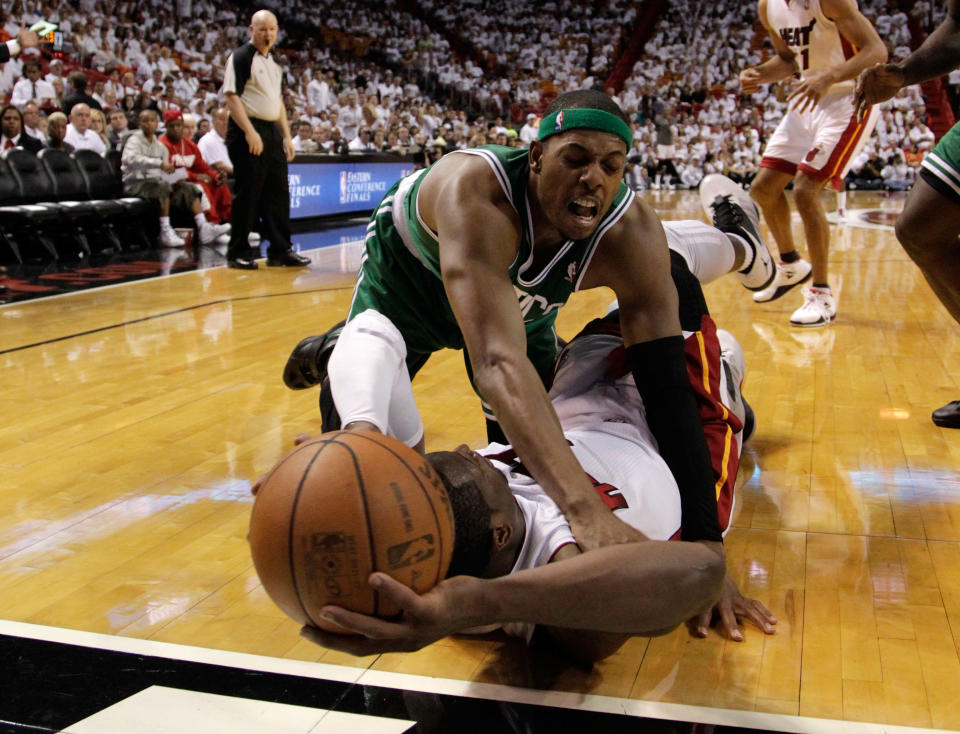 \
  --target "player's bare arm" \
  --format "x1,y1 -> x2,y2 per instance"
790,0 -> 887,112
856,0 -> 960,117
582,200 -> 724,553
303,538 -> 725,660
579,197 -> 680,342
740,0 -> 799,93
418,154 -> 644,552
